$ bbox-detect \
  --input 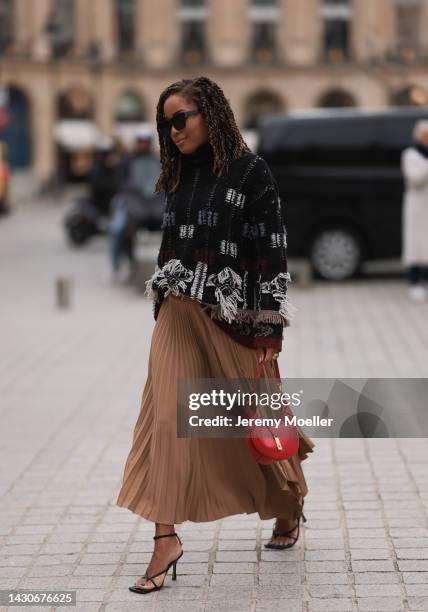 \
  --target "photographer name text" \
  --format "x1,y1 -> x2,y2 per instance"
188,415 -> 334,428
